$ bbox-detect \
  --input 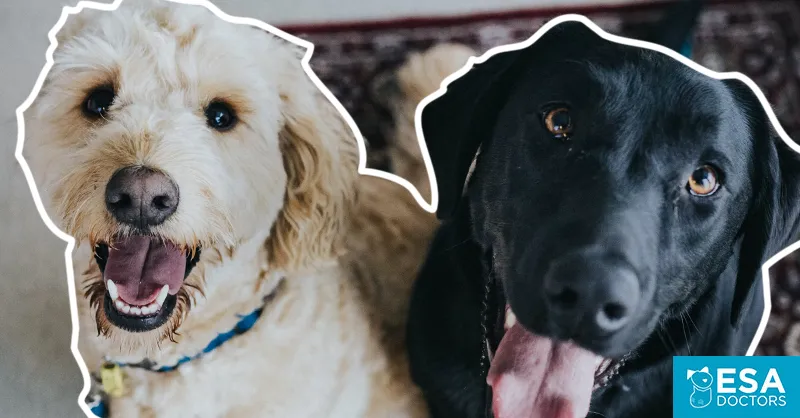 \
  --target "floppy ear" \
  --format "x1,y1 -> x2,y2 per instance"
421,21 -> 603,219
727,78 -> 800,326
267,46 -> 360,272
